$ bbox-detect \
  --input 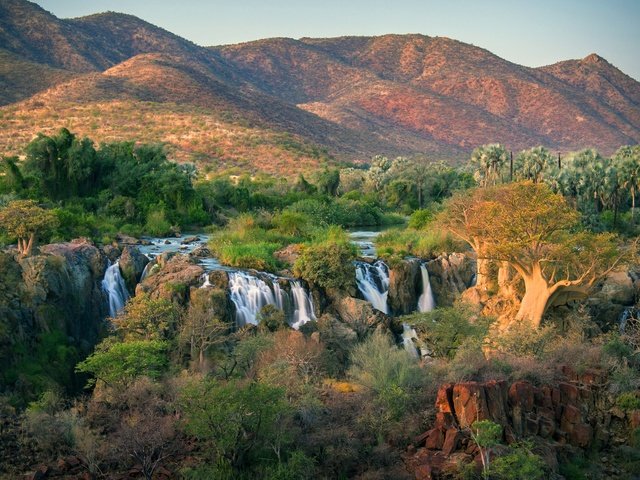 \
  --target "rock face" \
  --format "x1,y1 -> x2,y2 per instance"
406,367 -> 636,479
135,254 -> 204,305
118,245 -> 149,294
331,295 -> 393,338
388,258 -> 421,315
425,253 -> 476,307
0,241 -> 109,392
589,269 -> 637,329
